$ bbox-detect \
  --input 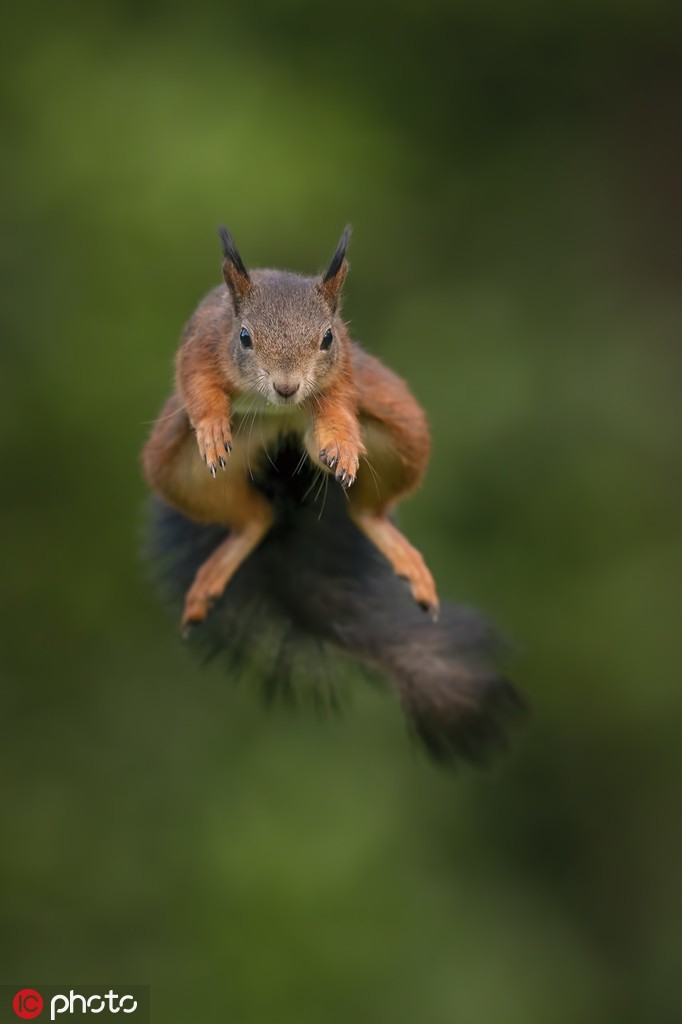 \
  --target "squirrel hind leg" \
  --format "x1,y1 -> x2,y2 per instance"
349,509 -> 439,619
181,496 -> 275,629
